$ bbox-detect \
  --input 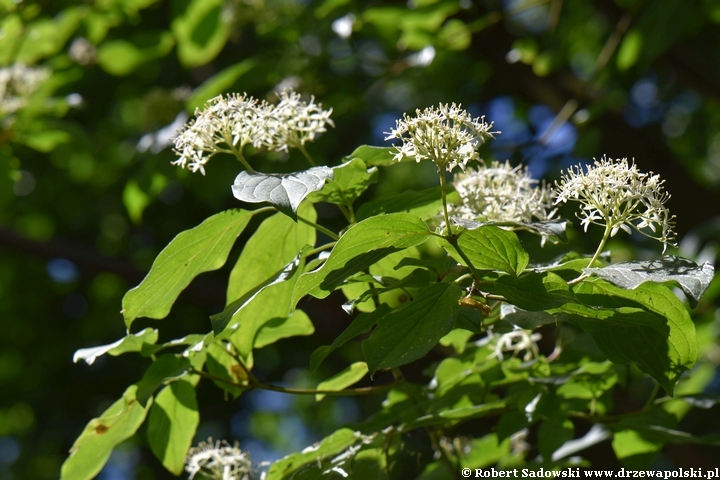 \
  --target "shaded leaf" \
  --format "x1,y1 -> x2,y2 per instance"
560,279 -> 698,394
232,167 -> 333,220
453,218 -> 568,242
316,362 -> 368,401
136,355 -> 191,406
73,328 -> 158,365
309,304 -> 392,373
253,309 -> 315,349
494,271 -> 576,311
122,209 -> 256,328
356,187 -> 449,221
363,283 -> 462,375
500,304 -> 556,329
342,268 -> 435,314
147,380 -> 199,475
308,158 -> 378,207
292,213 -> 432,305
206,342 -> 246,398
539,416 -> 574,460
60,386 -> 151,480
583,255 -> 714,308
